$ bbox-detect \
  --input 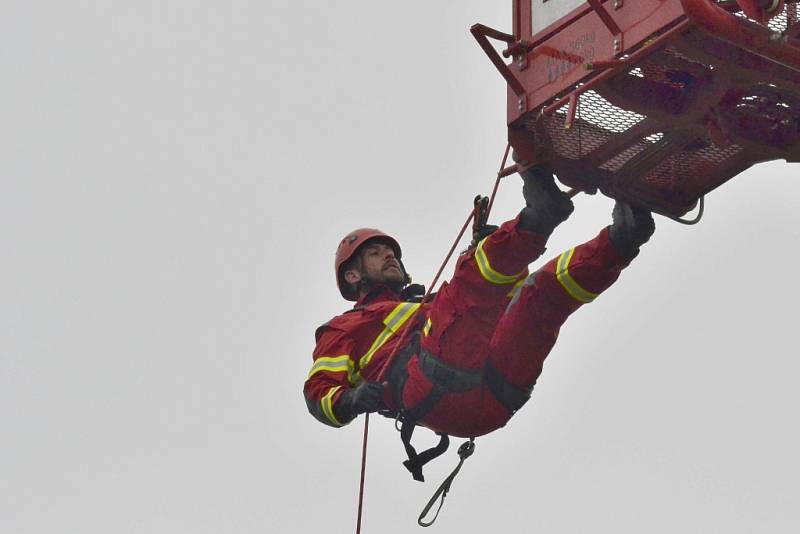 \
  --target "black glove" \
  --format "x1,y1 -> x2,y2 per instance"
335,381 -> 385,422
608,201 -> 655,258
518,165 -> 574,236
